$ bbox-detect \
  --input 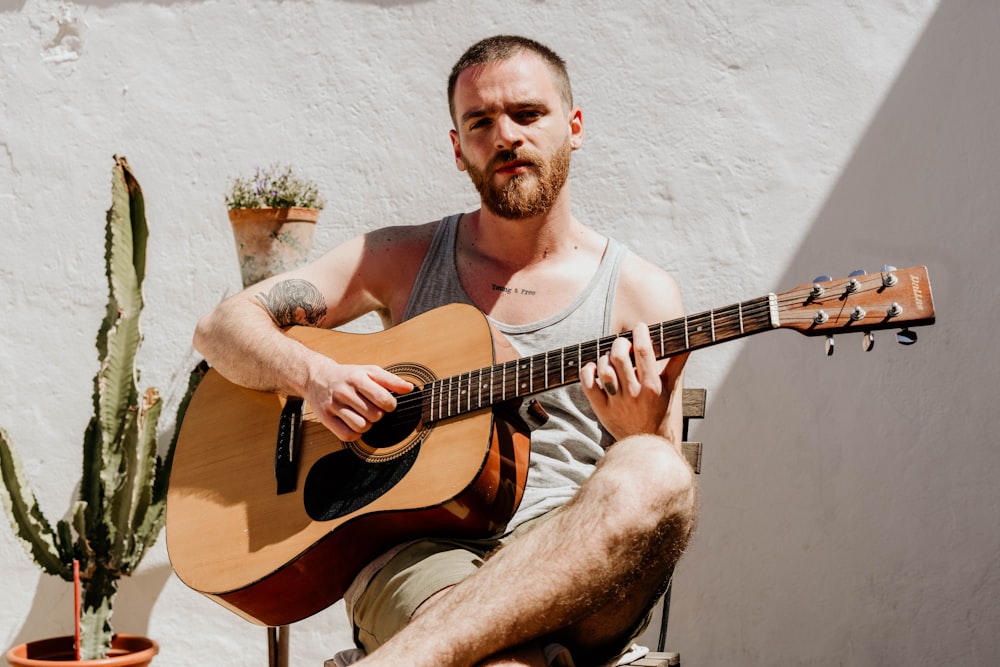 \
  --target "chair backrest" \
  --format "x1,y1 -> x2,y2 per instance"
681,388 -> 705,473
